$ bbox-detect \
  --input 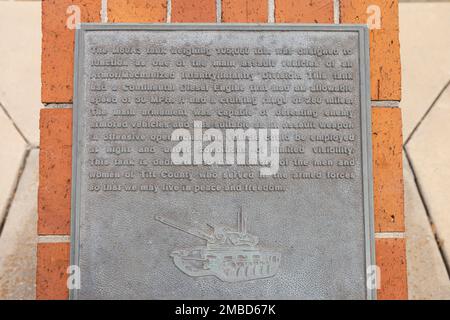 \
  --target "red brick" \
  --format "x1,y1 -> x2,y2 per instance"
340,0 -> 401,100
372,108 -> 404,232
108,0 -> 167,22
376,238 -> 408,300
275,0 -> 334,23
36,243 -> 70,300
38,109 -> 73,235
42,0 -> 101,103
222,0 -> 268,23
171,0 -> 216,22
